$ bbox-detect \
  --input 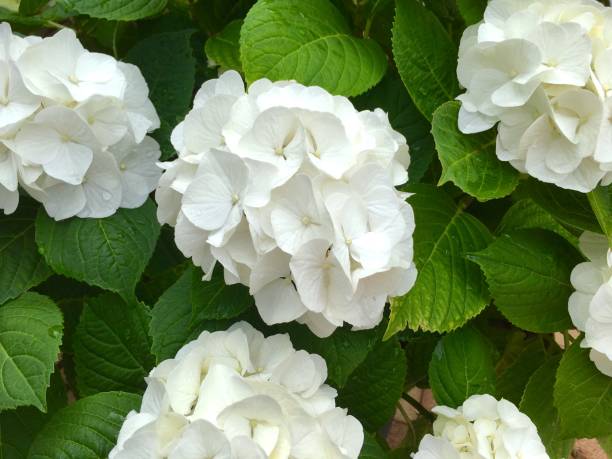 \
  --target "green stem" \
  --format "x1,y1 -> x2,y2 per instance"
403,392 -> 435,422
